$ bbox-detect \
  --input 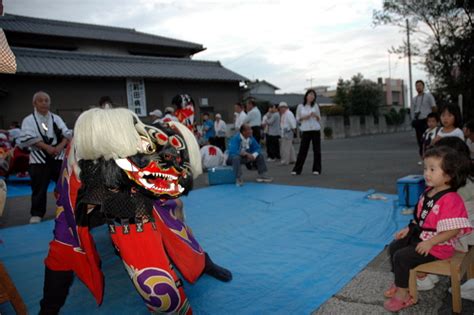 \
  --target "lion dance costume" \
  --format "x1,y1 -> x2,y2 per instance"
40,108 -> 231,315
